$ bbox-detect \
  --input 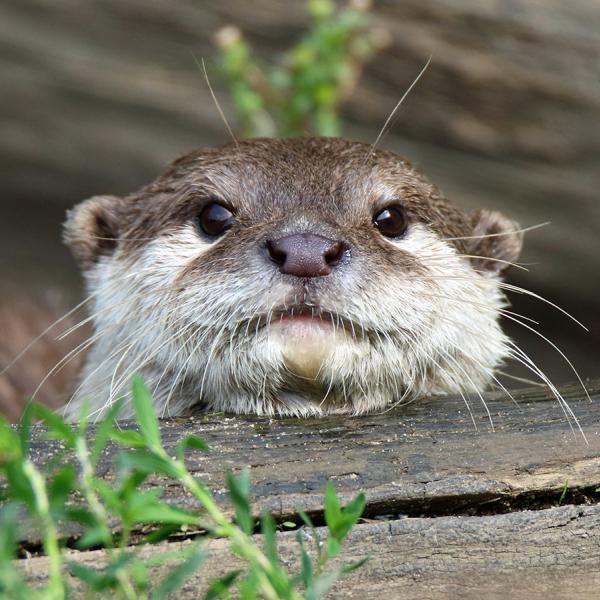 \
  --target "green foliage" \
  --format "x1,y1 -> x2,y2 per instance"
214,0 -> 387,137
0,377 -> 367,599
558,480 -> 569,505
